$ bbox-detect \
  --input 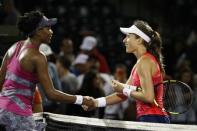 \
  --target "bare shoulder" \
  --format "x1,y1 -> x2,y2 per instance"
137,55 -> 157,74
7,42 -> 18,58
31,51 -> 47,64
139,55 -> 155,67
